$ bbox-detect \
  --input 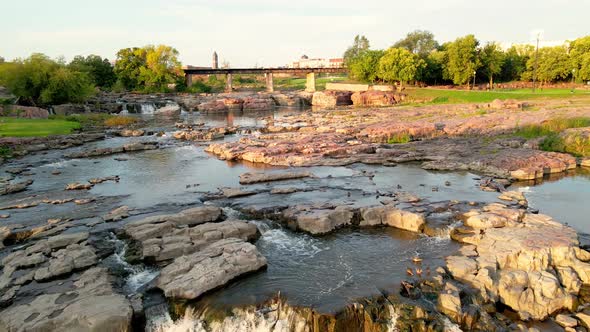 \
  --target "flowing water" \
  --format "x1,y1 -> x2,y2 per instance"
3,105 -> 590,330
